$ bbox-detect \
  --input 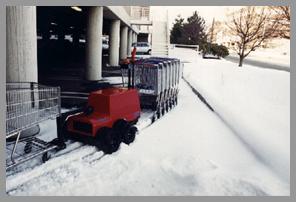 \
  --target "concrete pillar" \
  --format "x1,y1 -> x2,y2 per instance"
132,32 -> 135,43
120,26 -> 128,60
85,6 -> 103,81
127,29 -> 133,56
109,20 -> 120,66
6,6 -> 38,82
133,33 -> 138,43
